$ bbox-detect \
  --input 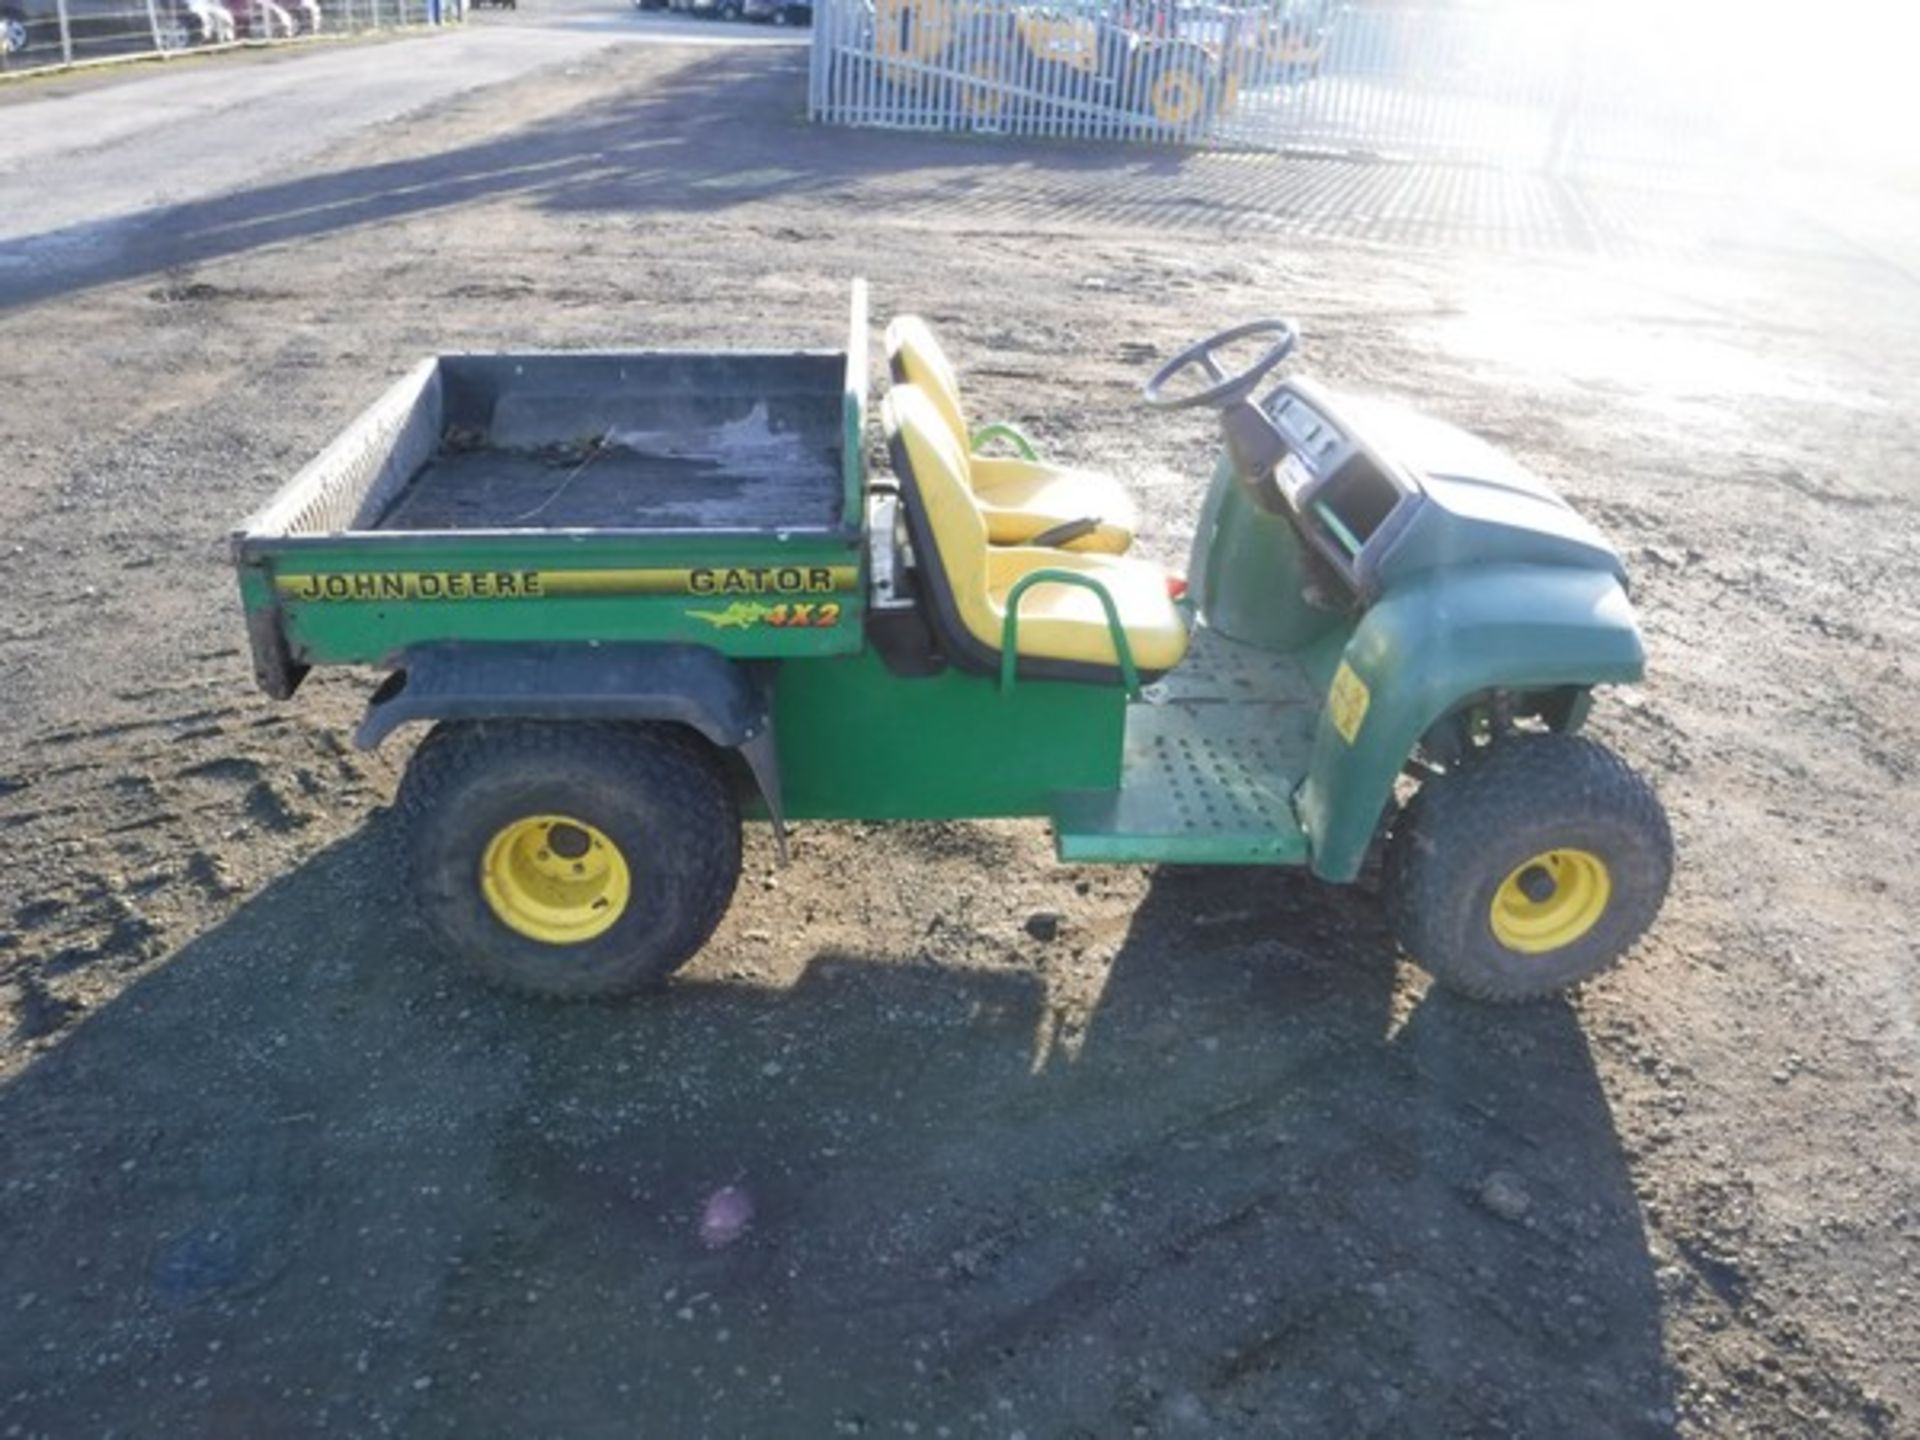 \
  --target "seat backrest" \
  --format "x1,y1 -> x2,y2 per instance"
884,316 -> 971,460
881,385 -> 1003,665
